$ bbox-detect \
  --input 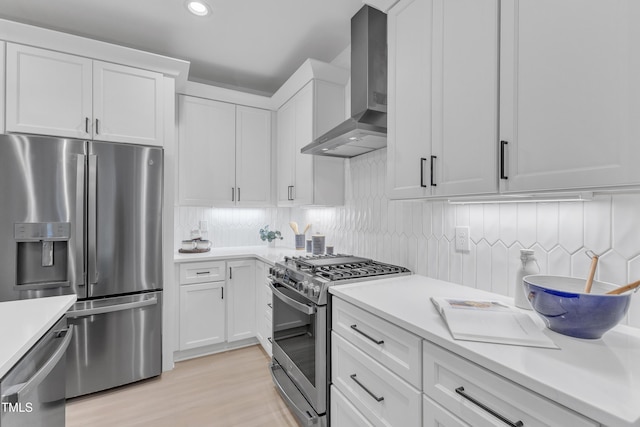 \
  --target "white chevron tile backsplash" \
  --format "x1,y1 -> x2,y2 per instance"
176,148 -> 640,329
